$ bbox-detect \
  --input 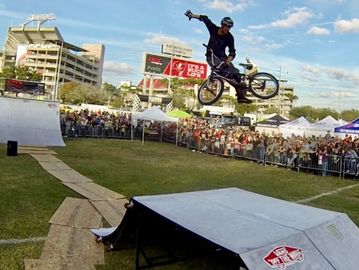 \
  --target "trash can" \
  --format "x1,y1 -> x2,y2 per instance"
7,141 -> 18,156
